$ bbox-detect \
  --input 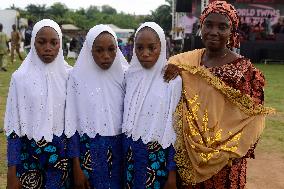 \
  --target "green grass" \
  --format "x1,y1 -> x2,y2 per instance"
256,64 -> 284,112
255,64 -> 284,153
0,56 -> 19,189
0,55 -> 18,188
0,58 -> 283,188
